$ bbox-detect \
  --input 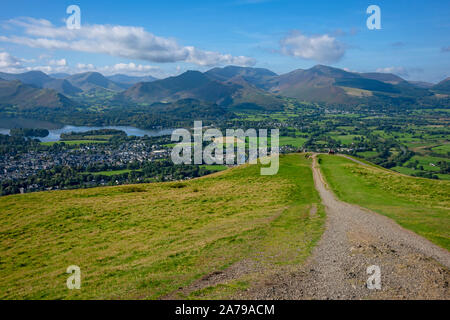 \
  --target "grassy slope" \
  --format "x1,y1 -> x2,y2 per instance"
319,155 -> 450,250
0,154 -> 324,300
